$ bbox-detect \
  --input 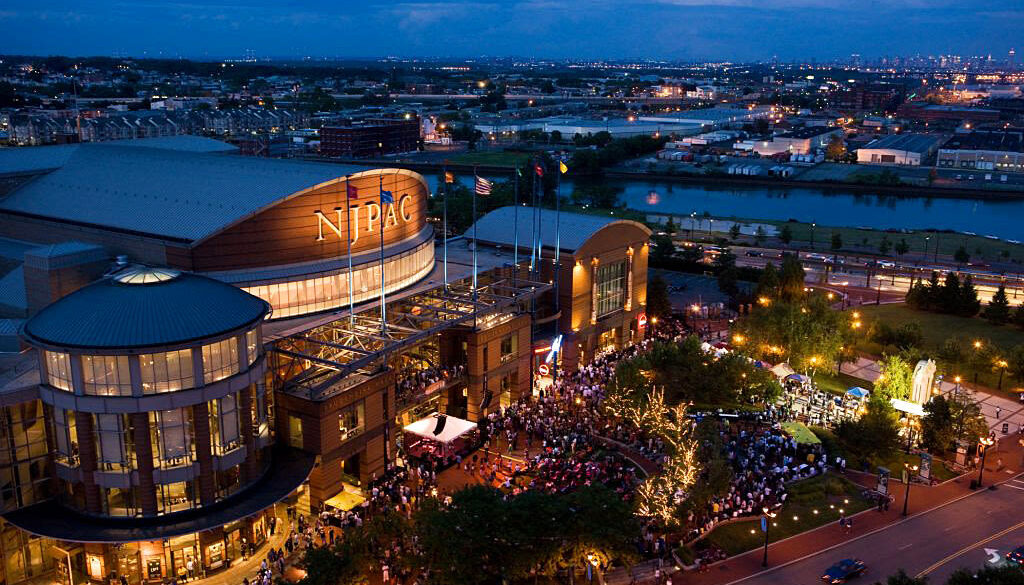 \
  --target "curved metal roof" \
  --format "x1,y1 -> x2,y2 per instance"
464,206 -> 651,253
22,270 -> 269,350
